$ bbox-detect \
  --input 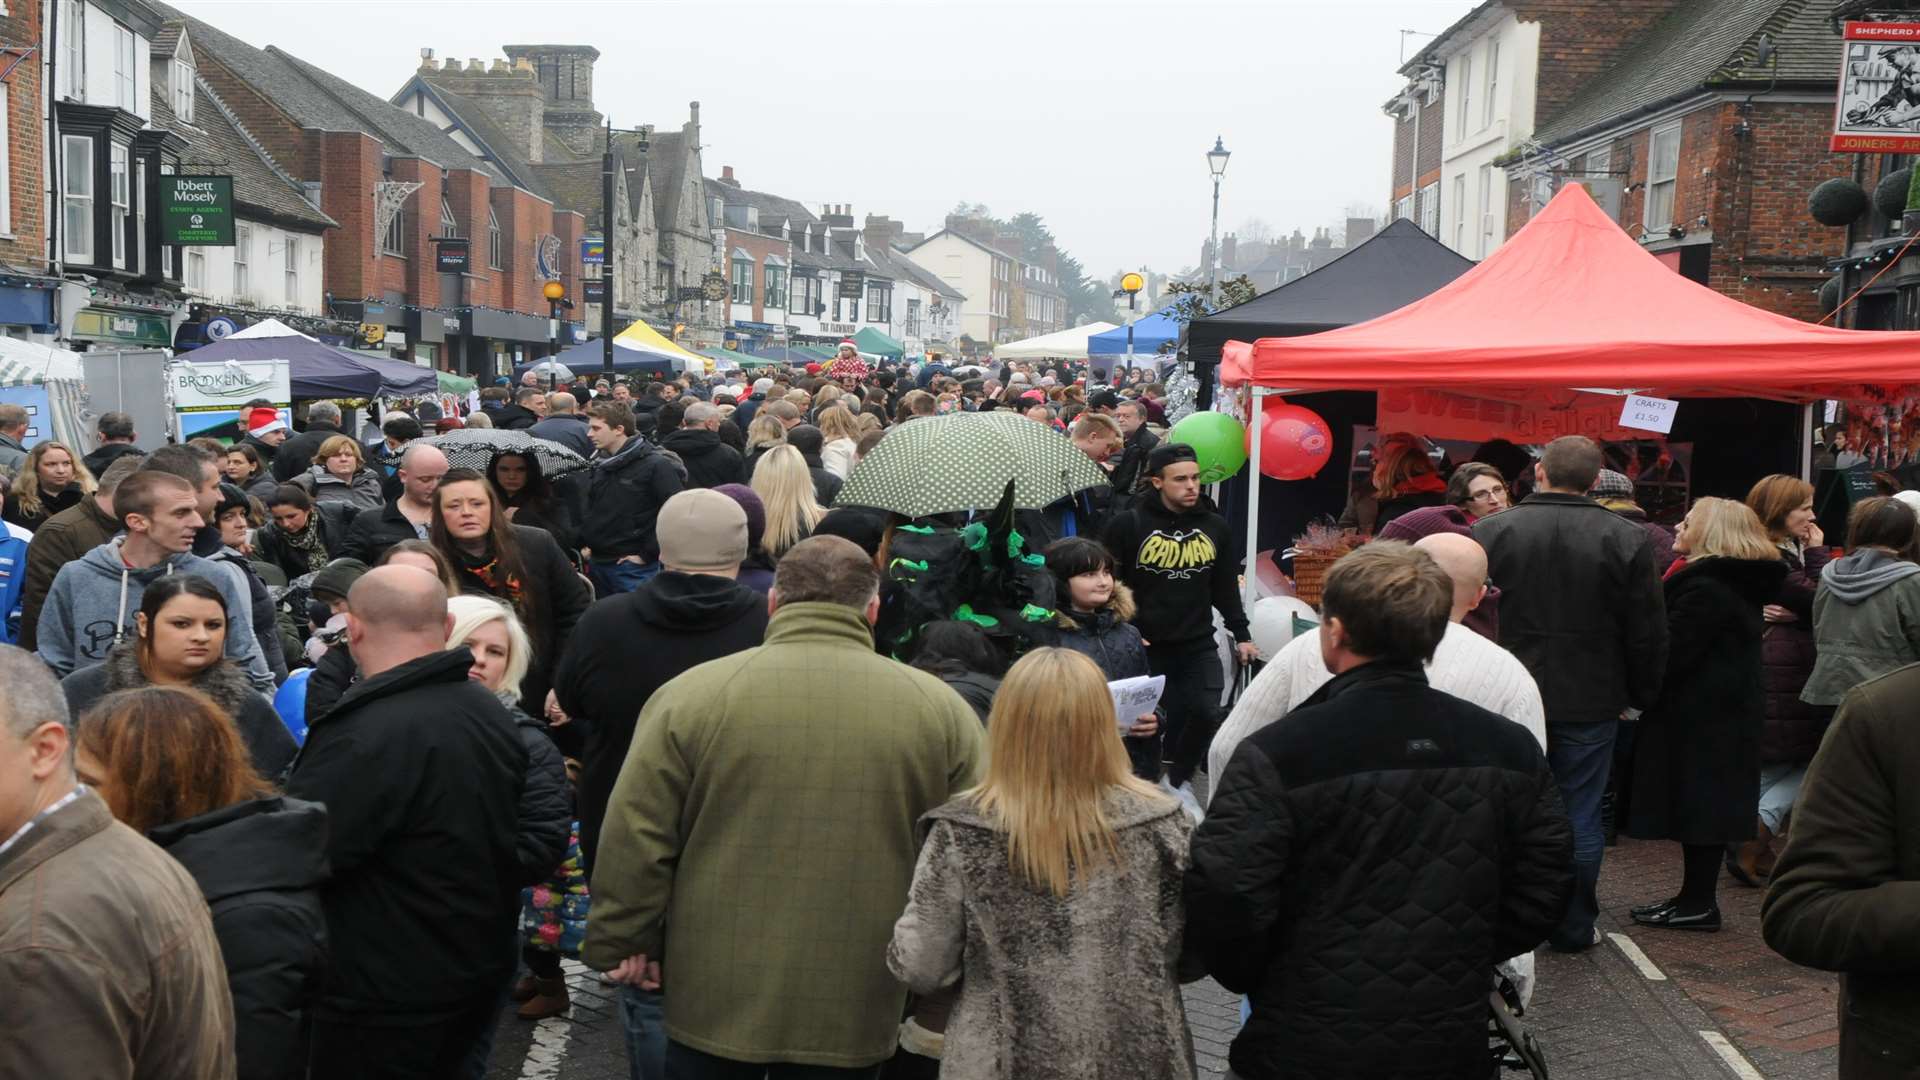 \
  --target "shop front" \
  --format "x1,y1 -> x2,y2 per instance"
458,307 -> 583,380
